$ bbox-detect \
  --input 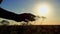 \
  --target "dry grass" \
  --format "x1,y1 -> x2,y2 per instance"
0,25 -> 60,34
